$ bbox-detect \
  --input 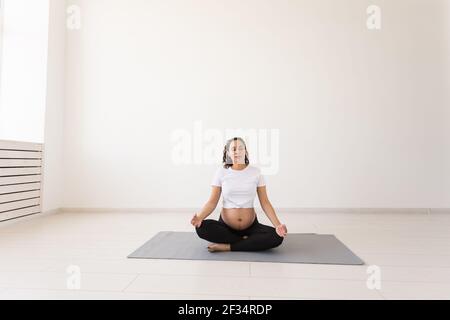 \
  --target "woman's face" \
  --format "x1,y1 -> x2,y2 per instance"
228,140 -> 246,165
